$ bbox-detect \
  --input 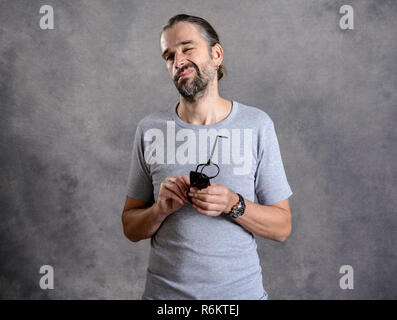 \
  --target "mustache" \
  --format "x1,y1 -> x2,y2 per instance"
174,64 -> 198,81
